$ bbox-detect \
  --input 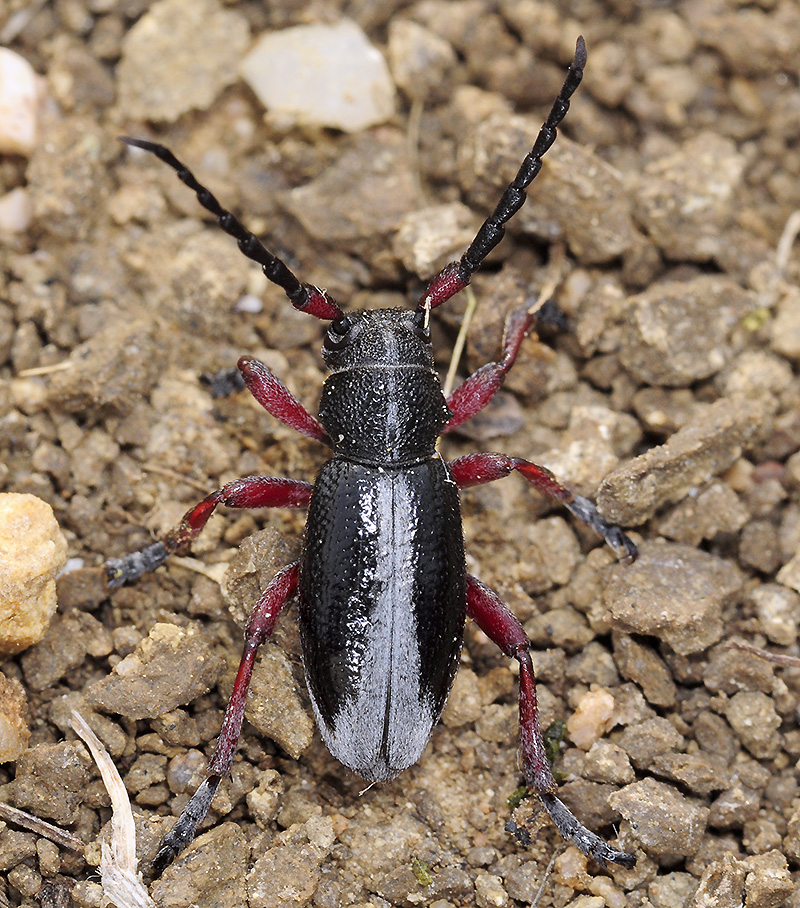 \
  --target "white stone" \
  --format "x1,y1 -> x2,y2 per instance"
0,48 -> 41,156
241,19 -> 395,132
0,187 -> 33,233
